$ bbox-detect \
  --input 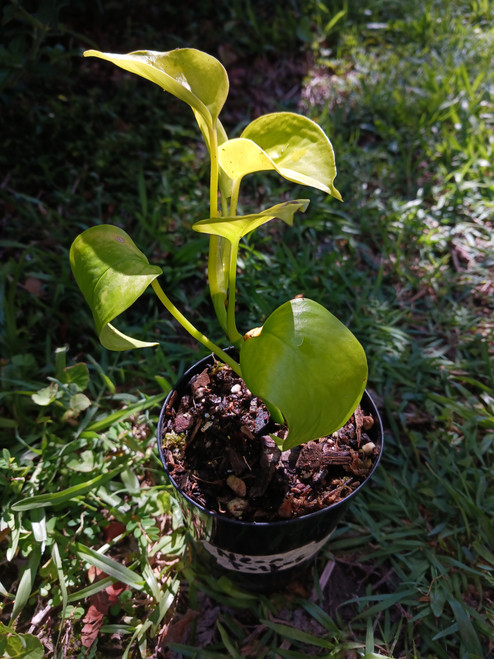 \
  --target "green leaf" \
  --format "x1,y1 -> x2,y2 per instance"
69,393 -> 91,413
324,8 -> 347,33
70,225 -> 162,351
11,464 -> 125,511
30,509 -> 47,545
10,545 -> 41,622
261,619 -> 333,649
86,392 -> 165,432
120,467 -> 140,495
192,199 -> 309,244
218,137 -> 276,181
51,542 -> 68,628
31,381 -> 58,406
0,417 -> 17,428
430,581 -> 447,617
241,112 -> 342,200
240,298 -> 368,449
449,598 -> 484,658
73,543 -> 145,590
67,575 -> 115,603
84,48 -> 228,128
66,449 -> 95,473
0,622 -> 44,659
54,346 -> 67,379
216,621 -> 241,658
61,362 -> 90,391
